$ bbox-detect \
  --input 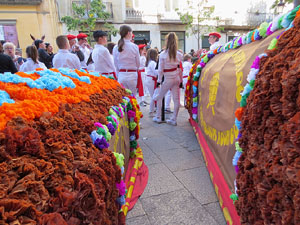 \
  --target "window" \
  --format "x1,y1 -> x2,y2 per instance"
0,24 -> 19,47
160,31 -> 185,53
133,31 -> 150,45
126,0 -> 140,8
202,36 -> 210,49
126,0 -> 133,8
164,0 -> 179,12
